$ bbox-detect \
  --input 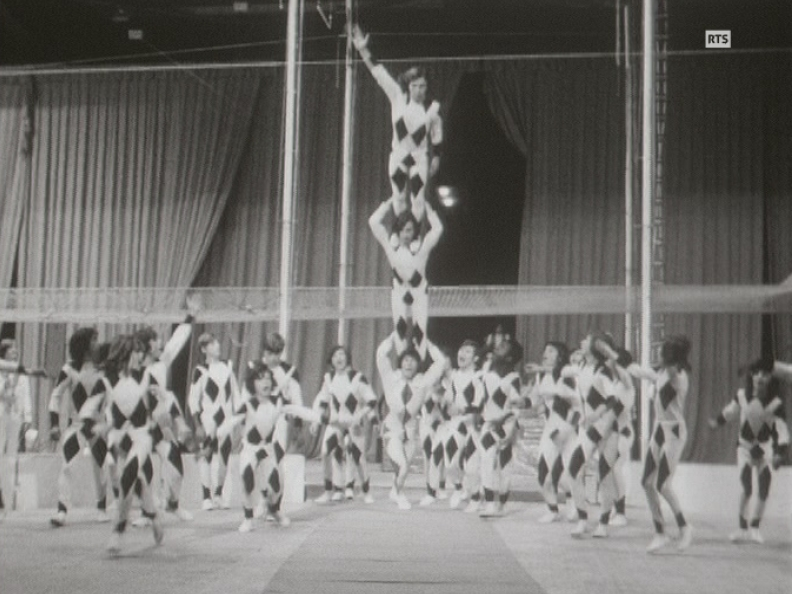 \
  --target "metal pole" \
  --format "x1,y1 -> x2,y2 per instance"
640,0 -> 655,463
337,0 -> 355,344
279,0 -> 302,341
624,3 -> 633,352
